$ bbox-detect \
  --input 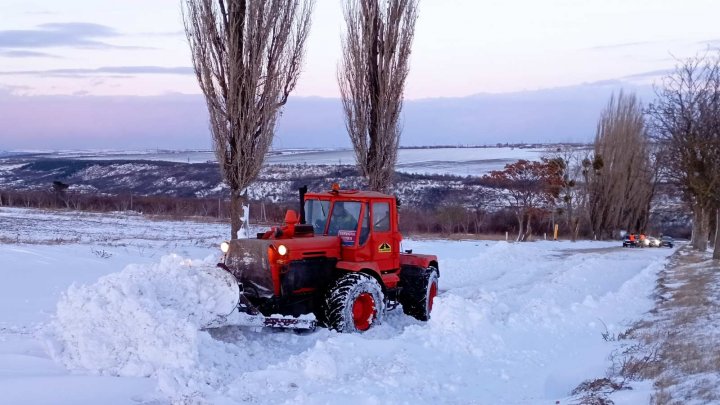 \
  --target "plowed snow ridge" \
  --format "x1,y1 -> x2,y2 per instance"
43,255 -> 243,396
